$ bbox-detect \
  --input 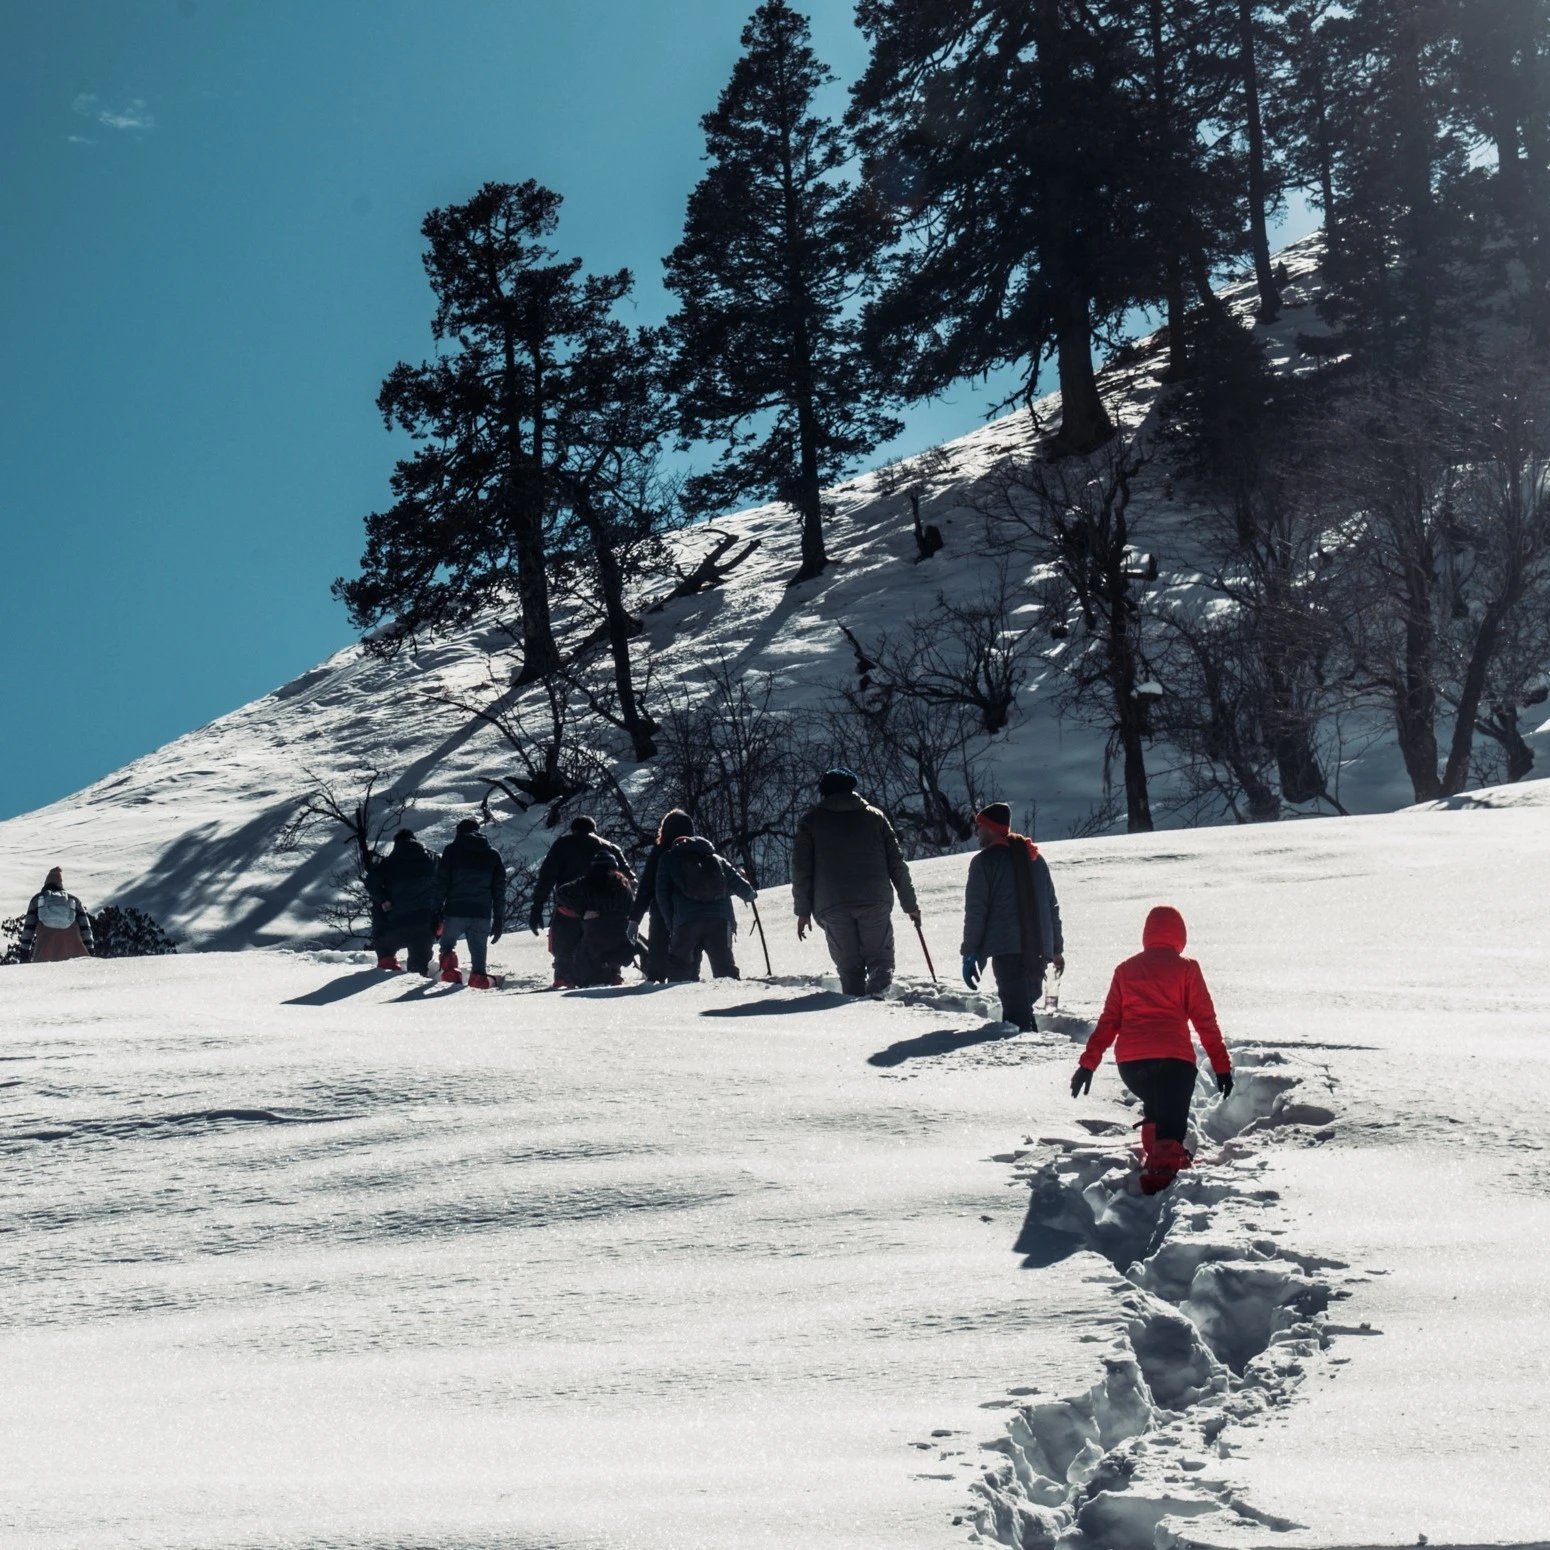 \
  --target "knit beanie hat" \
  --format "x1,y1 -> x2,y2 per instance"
975,803 -> 1013,835
819,768 -> 859,797
1142,905 -> 1188,953
456,818 -> 480,835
